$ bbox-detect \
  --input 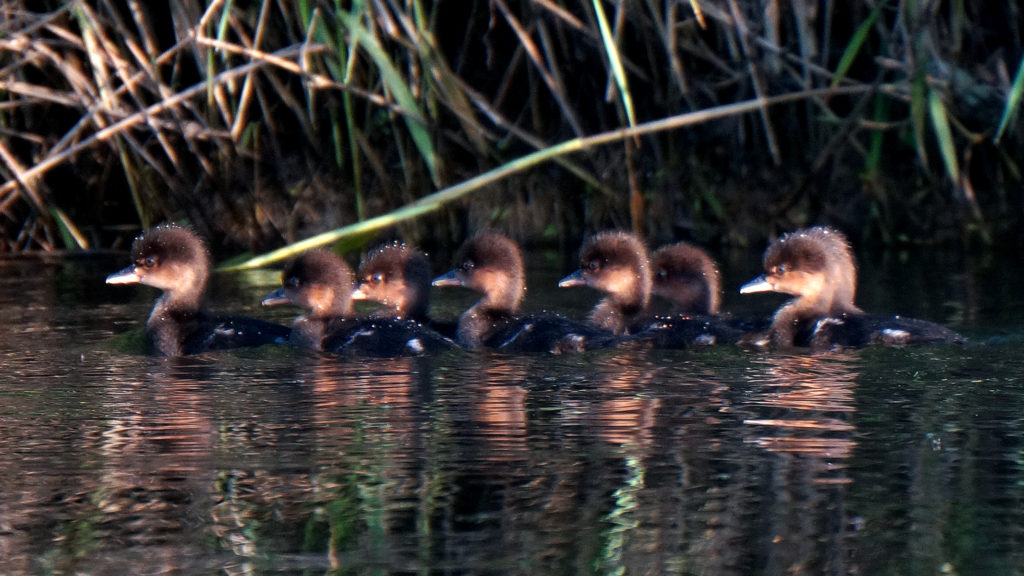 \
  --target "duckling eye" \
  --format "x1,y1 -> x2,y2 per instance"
371,273 -> 384,285
774,264 -> 788,275
656,268 -> 667,279
459,260 -> 475,272
139,256 -> 157,269
286,276 -> 301,288
585,260 -> 600,272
